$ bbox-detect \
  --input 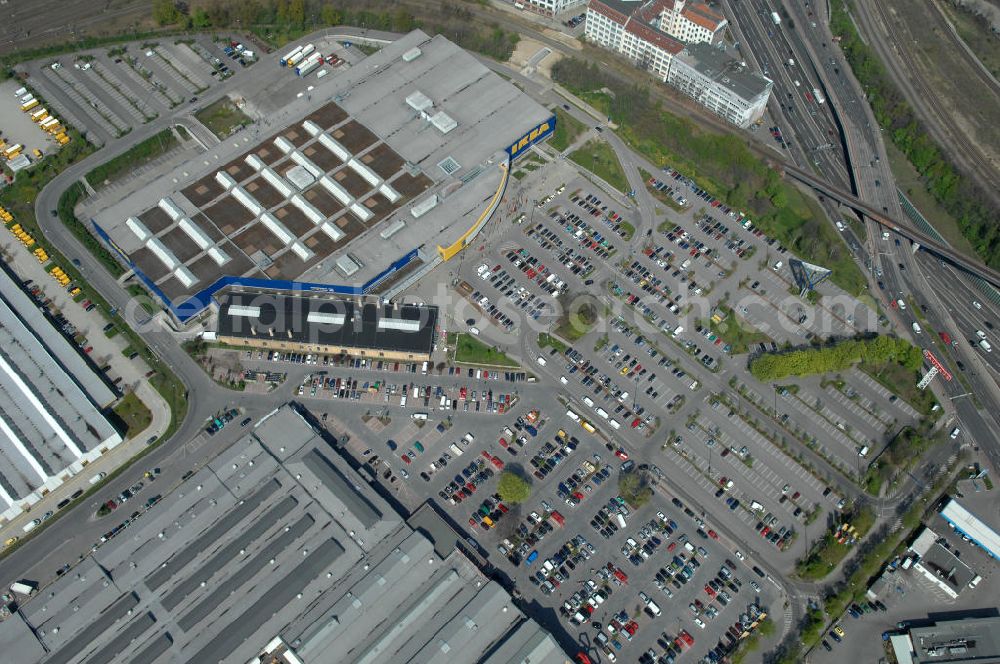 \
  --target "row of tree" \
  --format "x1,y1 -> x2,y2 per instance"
150,0 -> 519,62
831,0 -> 1000,269
749,335 -> 922,381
